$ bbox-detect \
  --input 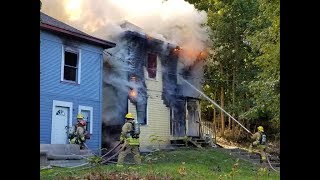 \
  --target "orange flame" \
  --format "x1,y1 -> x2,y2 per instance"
129,89 -> 137,98
173,46 -> 208,63
172,46 -> 182,56
197,50 -> 208,60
